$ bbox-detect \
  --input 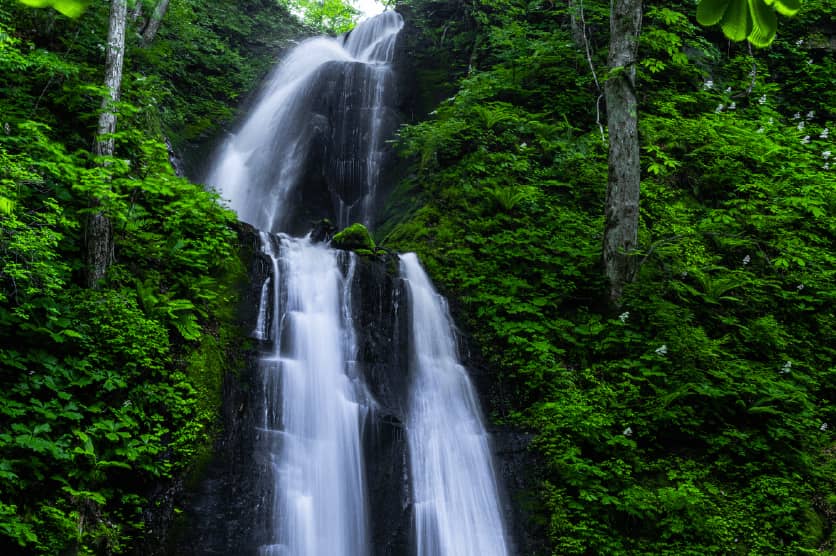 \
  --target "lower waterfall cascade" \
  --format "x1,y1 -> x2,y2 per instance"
193,11 -> 511,556
401,254 -> 509,556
